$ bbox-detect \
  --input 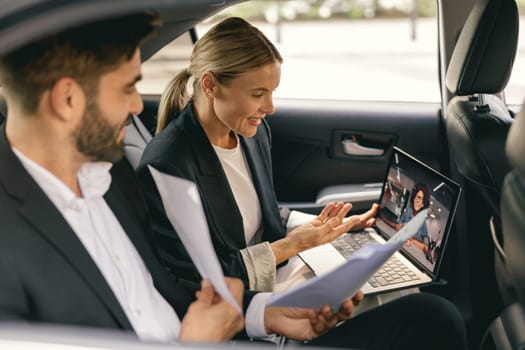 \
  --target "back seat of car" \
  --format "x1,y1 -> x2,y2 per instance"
124,114 -> 152,169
